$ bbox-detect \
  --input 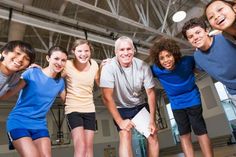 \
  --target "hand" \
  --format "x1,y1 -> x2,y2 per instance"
149,121 -> 158,135
100,58 -> 112,67
28,63 -> 42,69
118,119 -> 135,131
